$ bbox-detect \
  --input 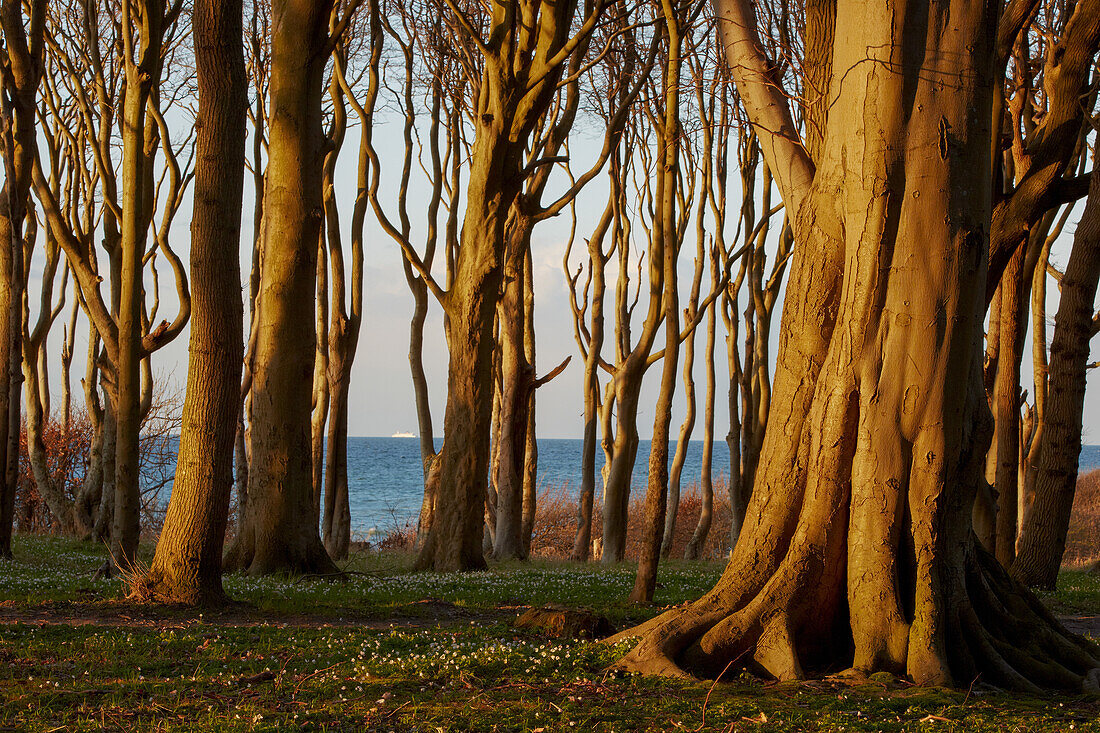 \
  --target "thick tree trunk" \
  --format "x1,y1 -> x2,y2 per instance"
413,157 -> 512,569
616,0 -> 1100,691
601,369 -> 643,563
990,243 -> 1026,565
0,194 -> 18,558
223,0 -> 337,576
491,232 -> 533,561
144,0 -> 246,605
0,0 -> 46,558
685,294 -> 718,561
1013,167 -> 1100,589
